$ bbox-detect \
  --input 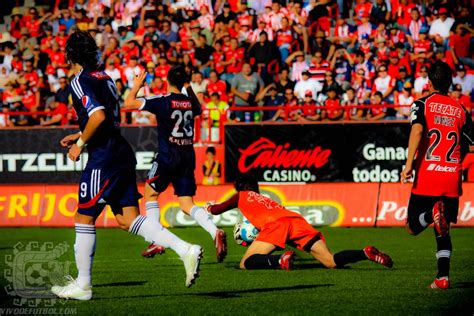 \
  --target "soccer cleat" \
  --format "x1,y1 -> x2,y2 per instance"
430,277 -> 450,289
183,245 -> 203,288
433,201 -> 449,237
214,229 -> 227,263
141,243 -> 166,258
279,250 -> 295,270
51,276 -> 92,300
363,246 -> 393,268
